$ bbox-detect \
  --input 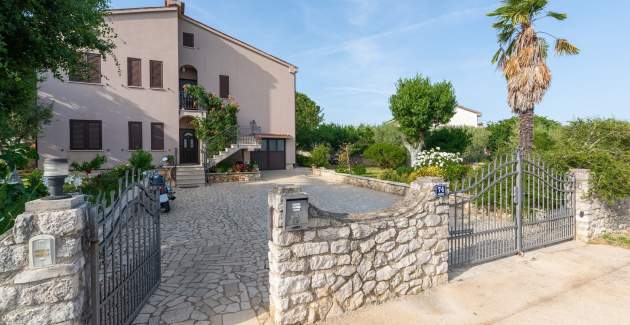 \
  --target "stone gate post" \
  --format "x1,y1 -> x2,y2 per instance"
267,177 -> 449,325
0,196 -> 90,324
